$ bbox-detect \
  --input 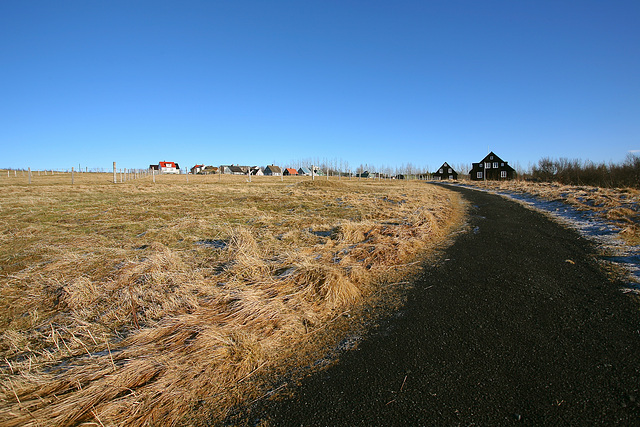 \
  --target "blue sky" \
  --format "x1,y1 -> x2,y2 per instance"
1,0 -> 639,172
